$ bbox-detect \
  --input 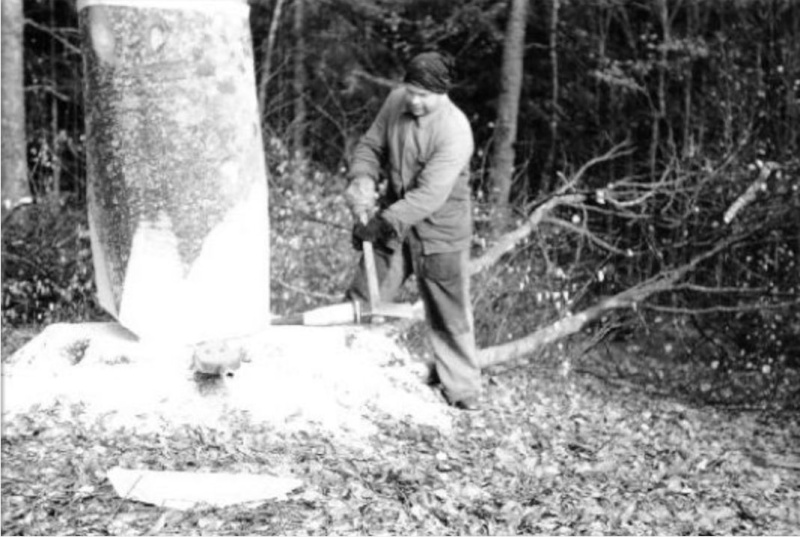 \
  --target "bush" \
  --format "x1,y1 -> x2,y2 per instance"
2,201 -> 106,328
